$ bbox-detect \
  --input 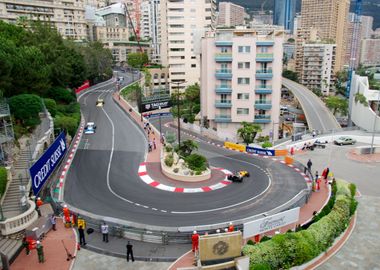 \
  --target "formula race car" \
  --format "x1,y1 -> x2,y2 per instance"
227,170 -> 250,183
96,98 -> 105,107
